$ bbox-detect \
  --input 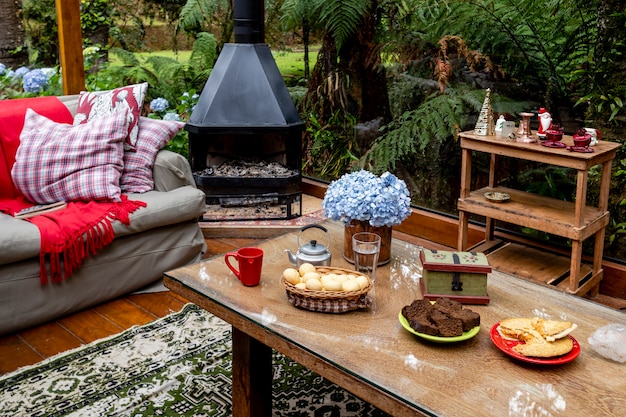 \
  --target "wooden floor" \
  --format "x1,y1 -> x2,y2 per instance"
0,236 -> 264,376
